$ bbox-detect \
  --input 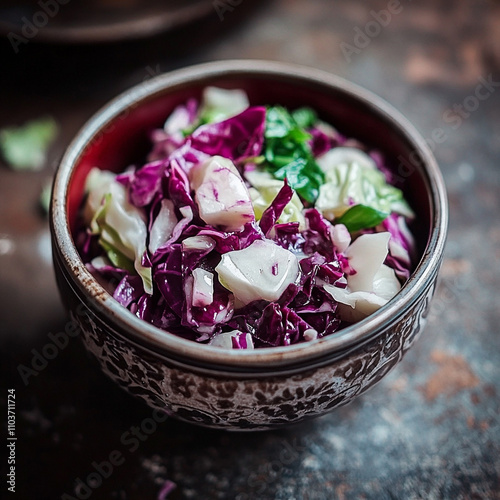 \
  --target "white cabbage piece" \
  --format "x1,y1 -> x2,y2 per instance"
191,268 -> 214,308
163,105 -> 192,136
84,167 -> 152,294
181,235 -> 216,252
314,147 -> 414,220
345,232 -> 391,292
83,168 -> 116,222
190,156 -> 255,232
303,329 -> 319,341
215,239 -> 299,306
245,169 -> 306,229
149,199 -> 178,254
324,286 -> 387,323
324,264 -> 401,322
372,263 -> 401,300
330,223 -> 351,253
324,232 -> 401,321
317,147 -> 378,172
209,330 -> 255,349
199,87 -> 250,124
89,255 -> 112,270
